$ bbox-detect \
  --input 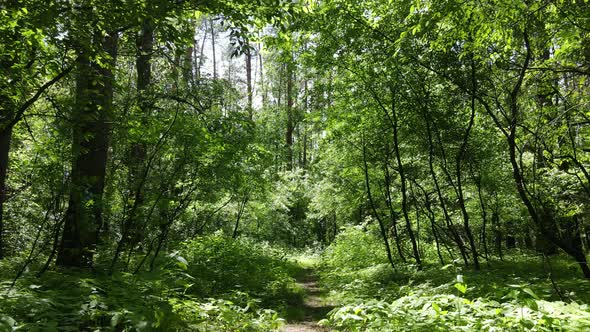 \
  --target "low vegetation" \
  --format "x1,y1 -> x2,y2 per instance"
0,236 -> 301,331
1,0 -> 590,330
319,226 -> 590,331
